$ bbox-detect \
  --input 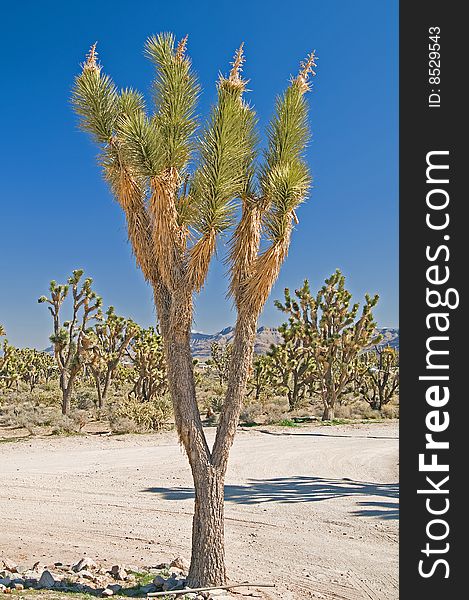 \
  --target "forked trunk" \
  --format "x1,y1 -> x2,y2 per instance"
160,294 -> 225,586
187,467 -> 226,587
